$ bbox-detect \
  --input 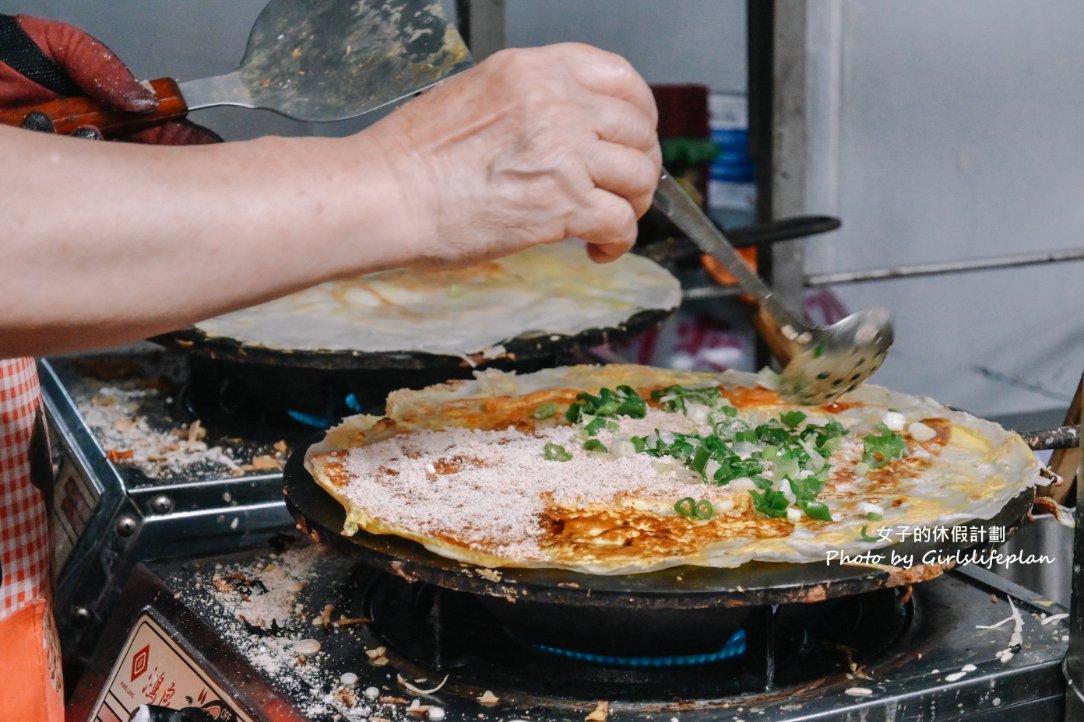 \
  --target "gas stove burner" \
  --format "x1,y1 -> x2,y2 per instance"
180,350 -> 593,439
362,571 -> 915,703
531,629 -> 747,668
178,355 -> 425,438
286,392 -> 366,429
